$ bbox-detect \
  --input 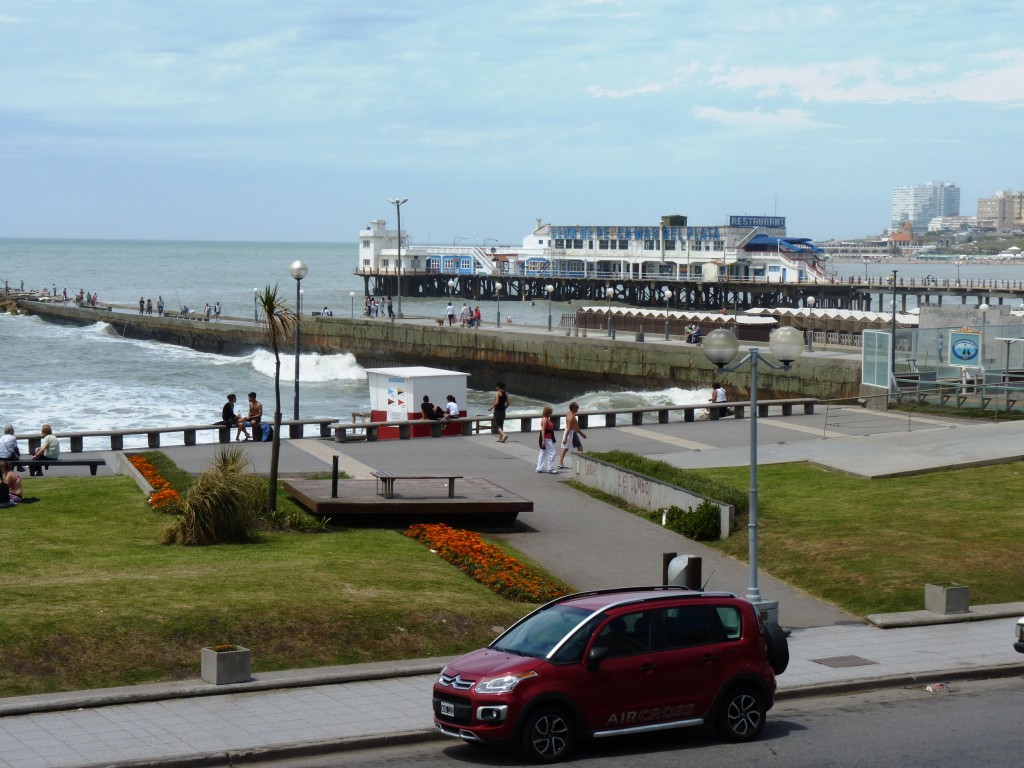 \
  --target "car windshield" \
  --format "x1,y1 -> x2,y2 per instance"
492,604 -> 593,658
